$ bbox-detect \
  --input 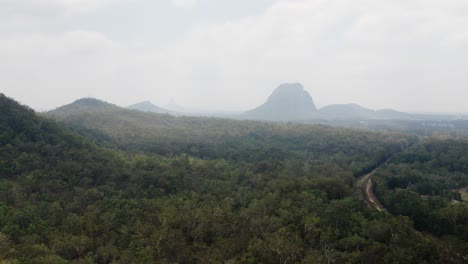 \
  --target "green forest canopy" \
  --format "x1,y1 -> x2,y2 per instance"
0,94 -> 467,263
